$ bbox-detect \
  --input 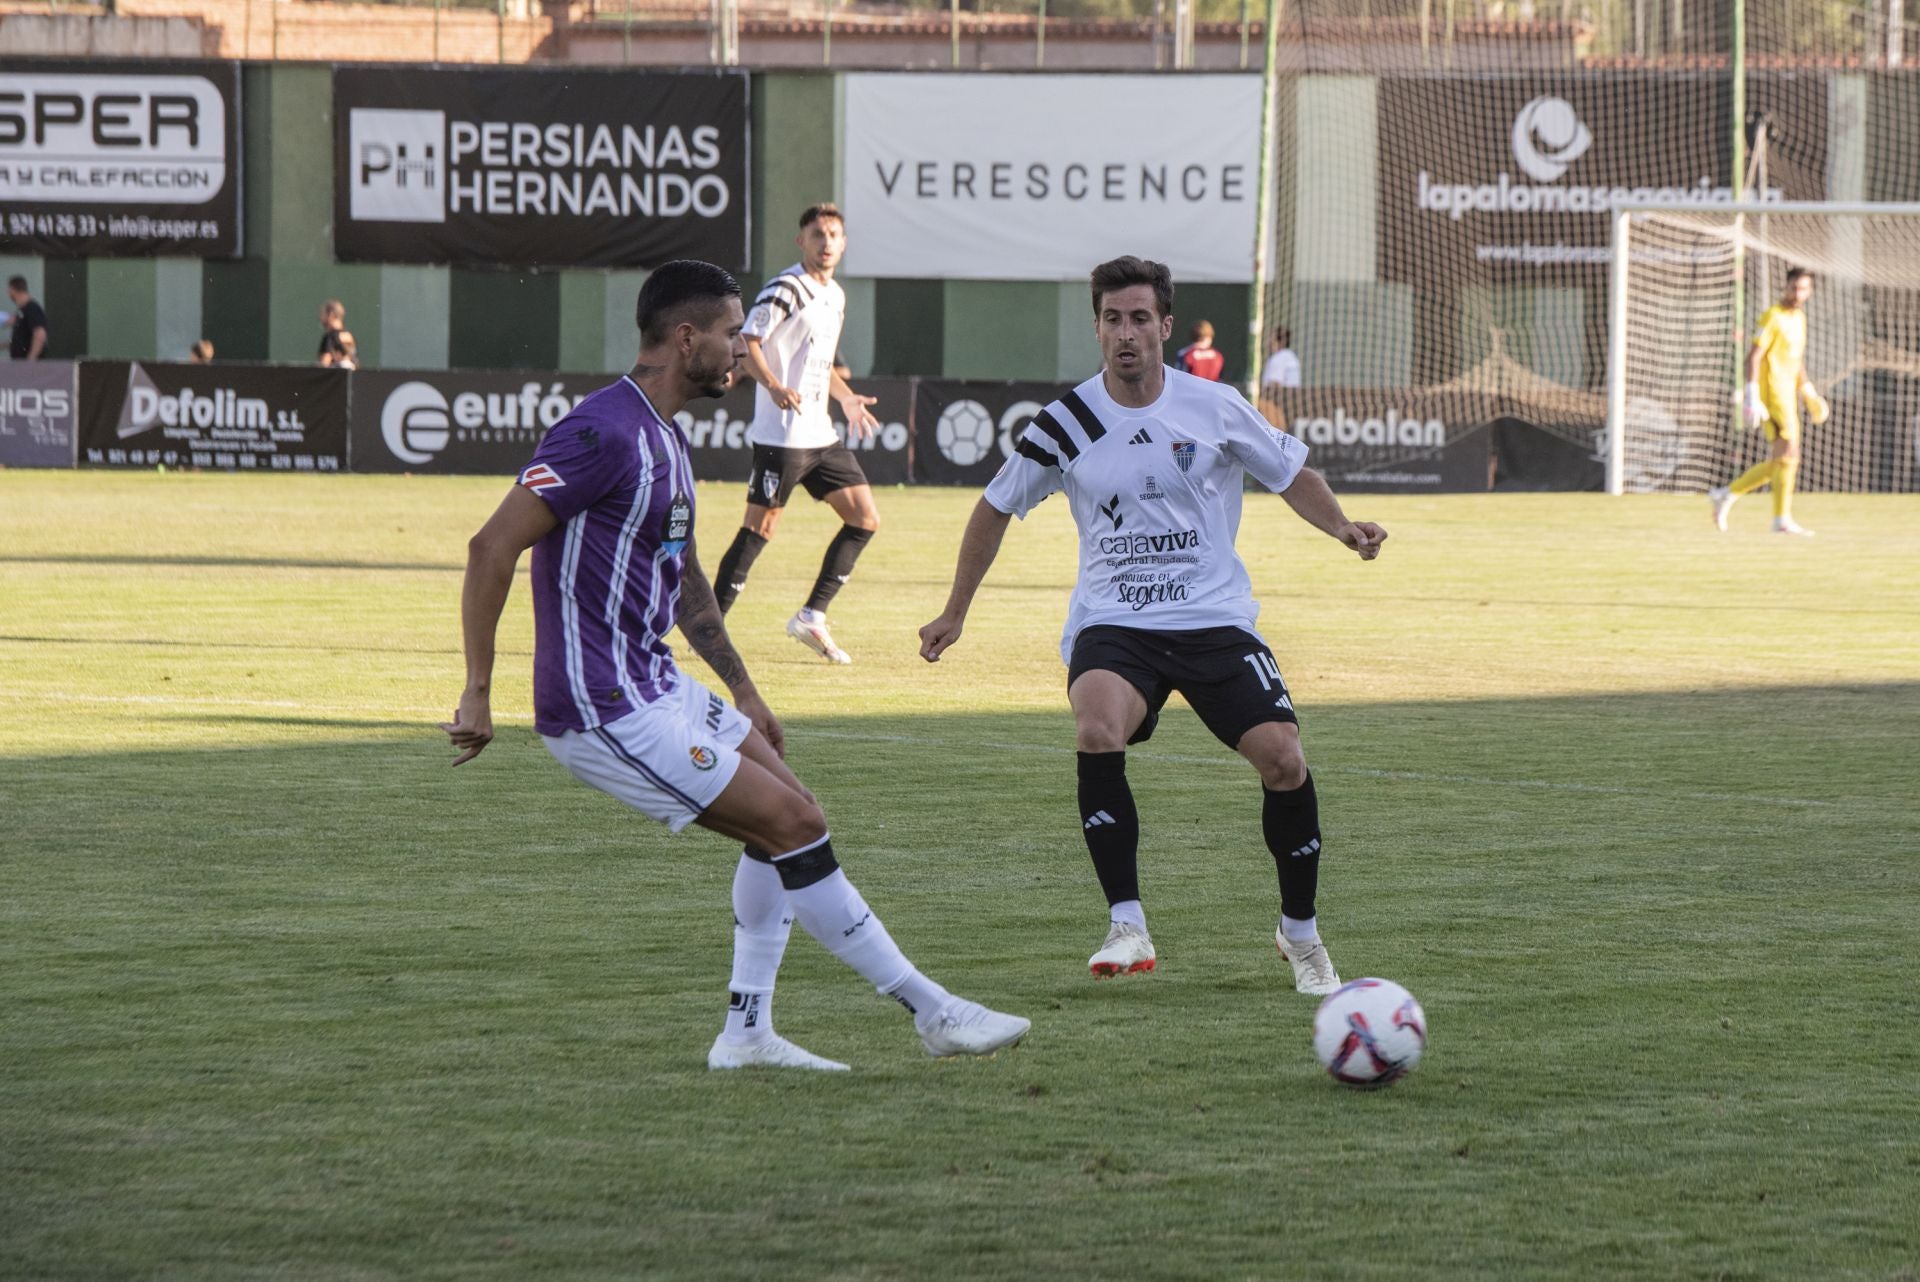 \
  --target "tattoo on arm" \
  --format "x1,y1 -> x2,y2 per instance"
679,549 -> 753,691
